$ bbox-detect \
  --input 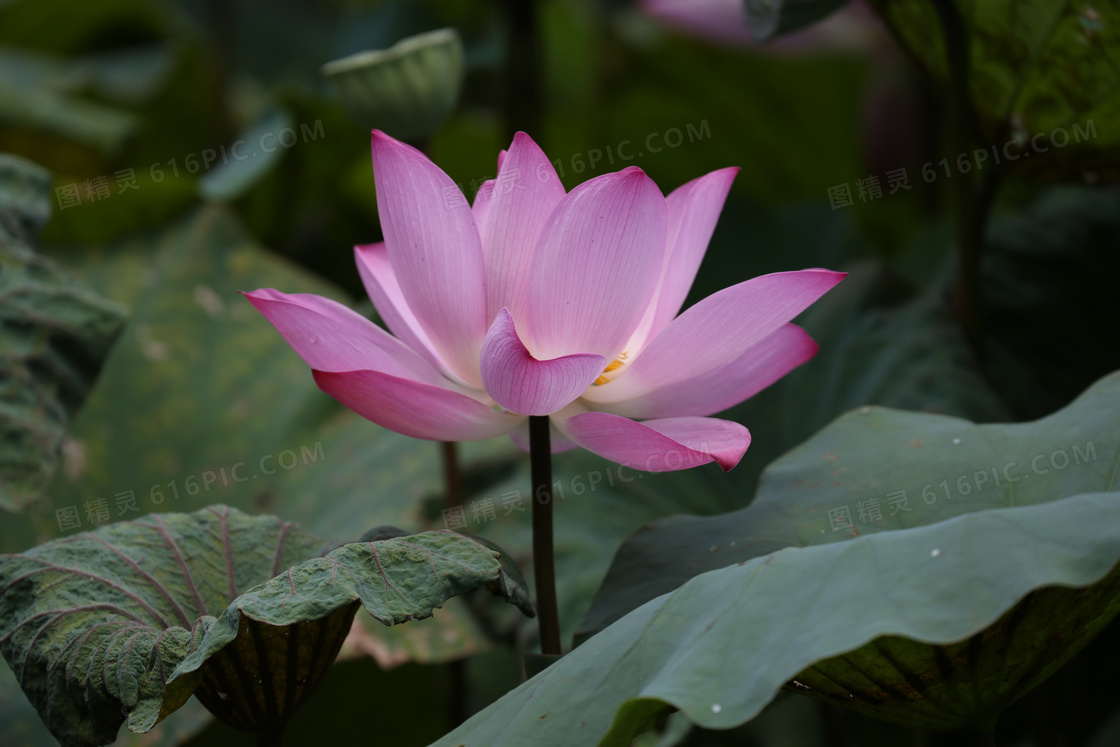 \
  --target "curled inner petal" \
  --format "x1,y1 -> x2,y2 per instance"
481,308 -> 606,416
